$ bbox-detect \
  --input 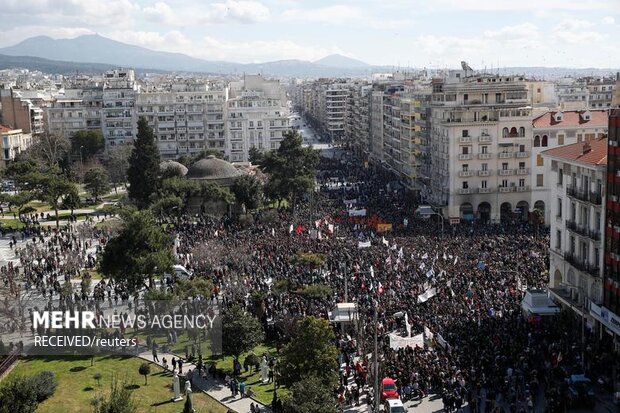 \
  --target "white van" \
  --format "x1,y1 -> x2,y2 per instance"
384,398 -> 407,413
414,205 -> 435,219
162,265 -> 193,285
